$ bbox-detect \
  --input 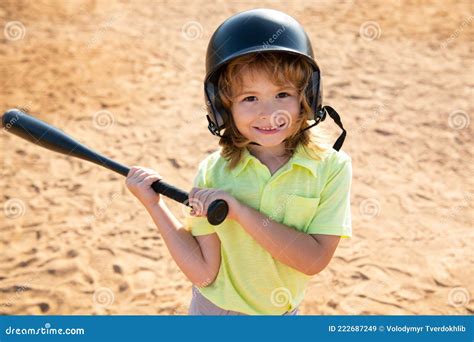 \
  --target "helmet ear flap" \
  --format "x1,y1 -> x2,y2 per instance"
305,70 -> 322,121
205,80 -> 229,136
